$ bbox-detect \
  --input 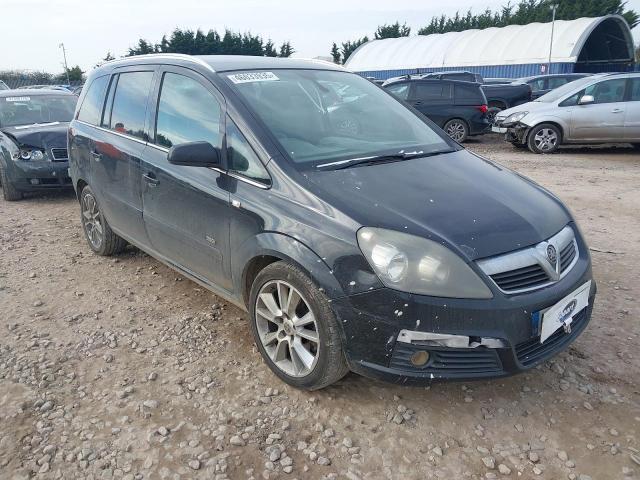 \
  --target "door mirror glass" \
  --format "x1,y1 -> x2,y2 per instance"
167,141 -> 221,168
578,94 -> 594,105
